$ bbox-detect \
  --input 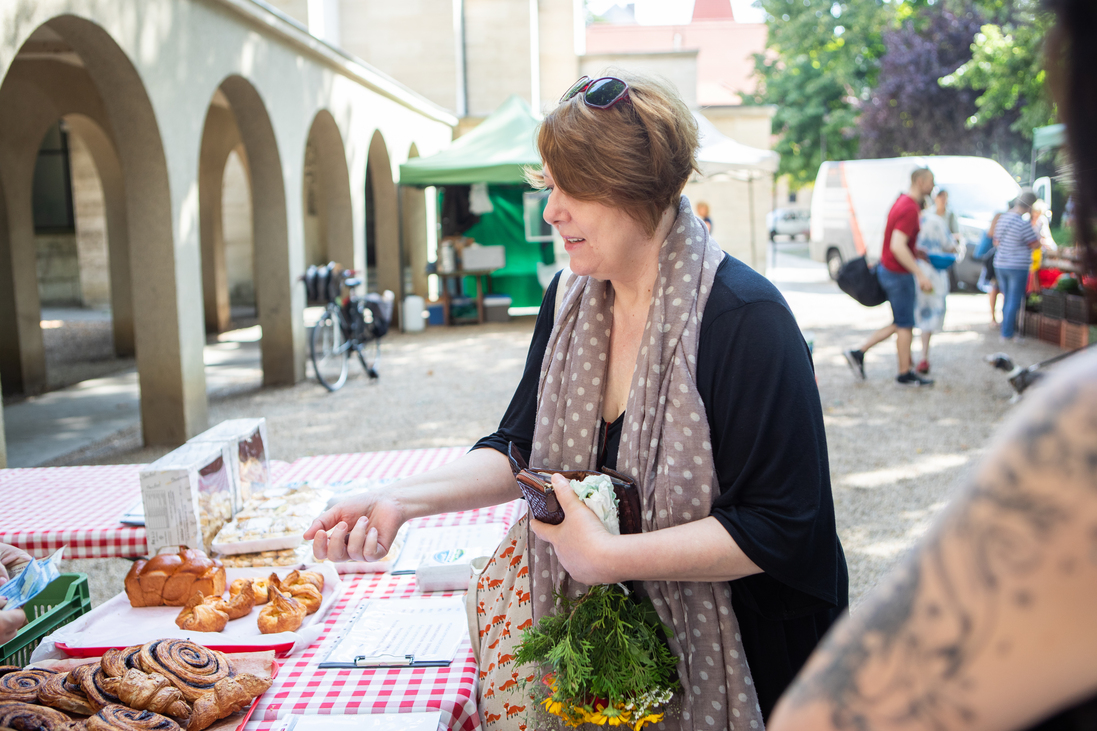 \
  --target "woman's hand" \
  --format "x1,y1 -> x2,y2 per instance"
0,544 -> 33,585
528,474 -> 618,585
304,491 -> 405,563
